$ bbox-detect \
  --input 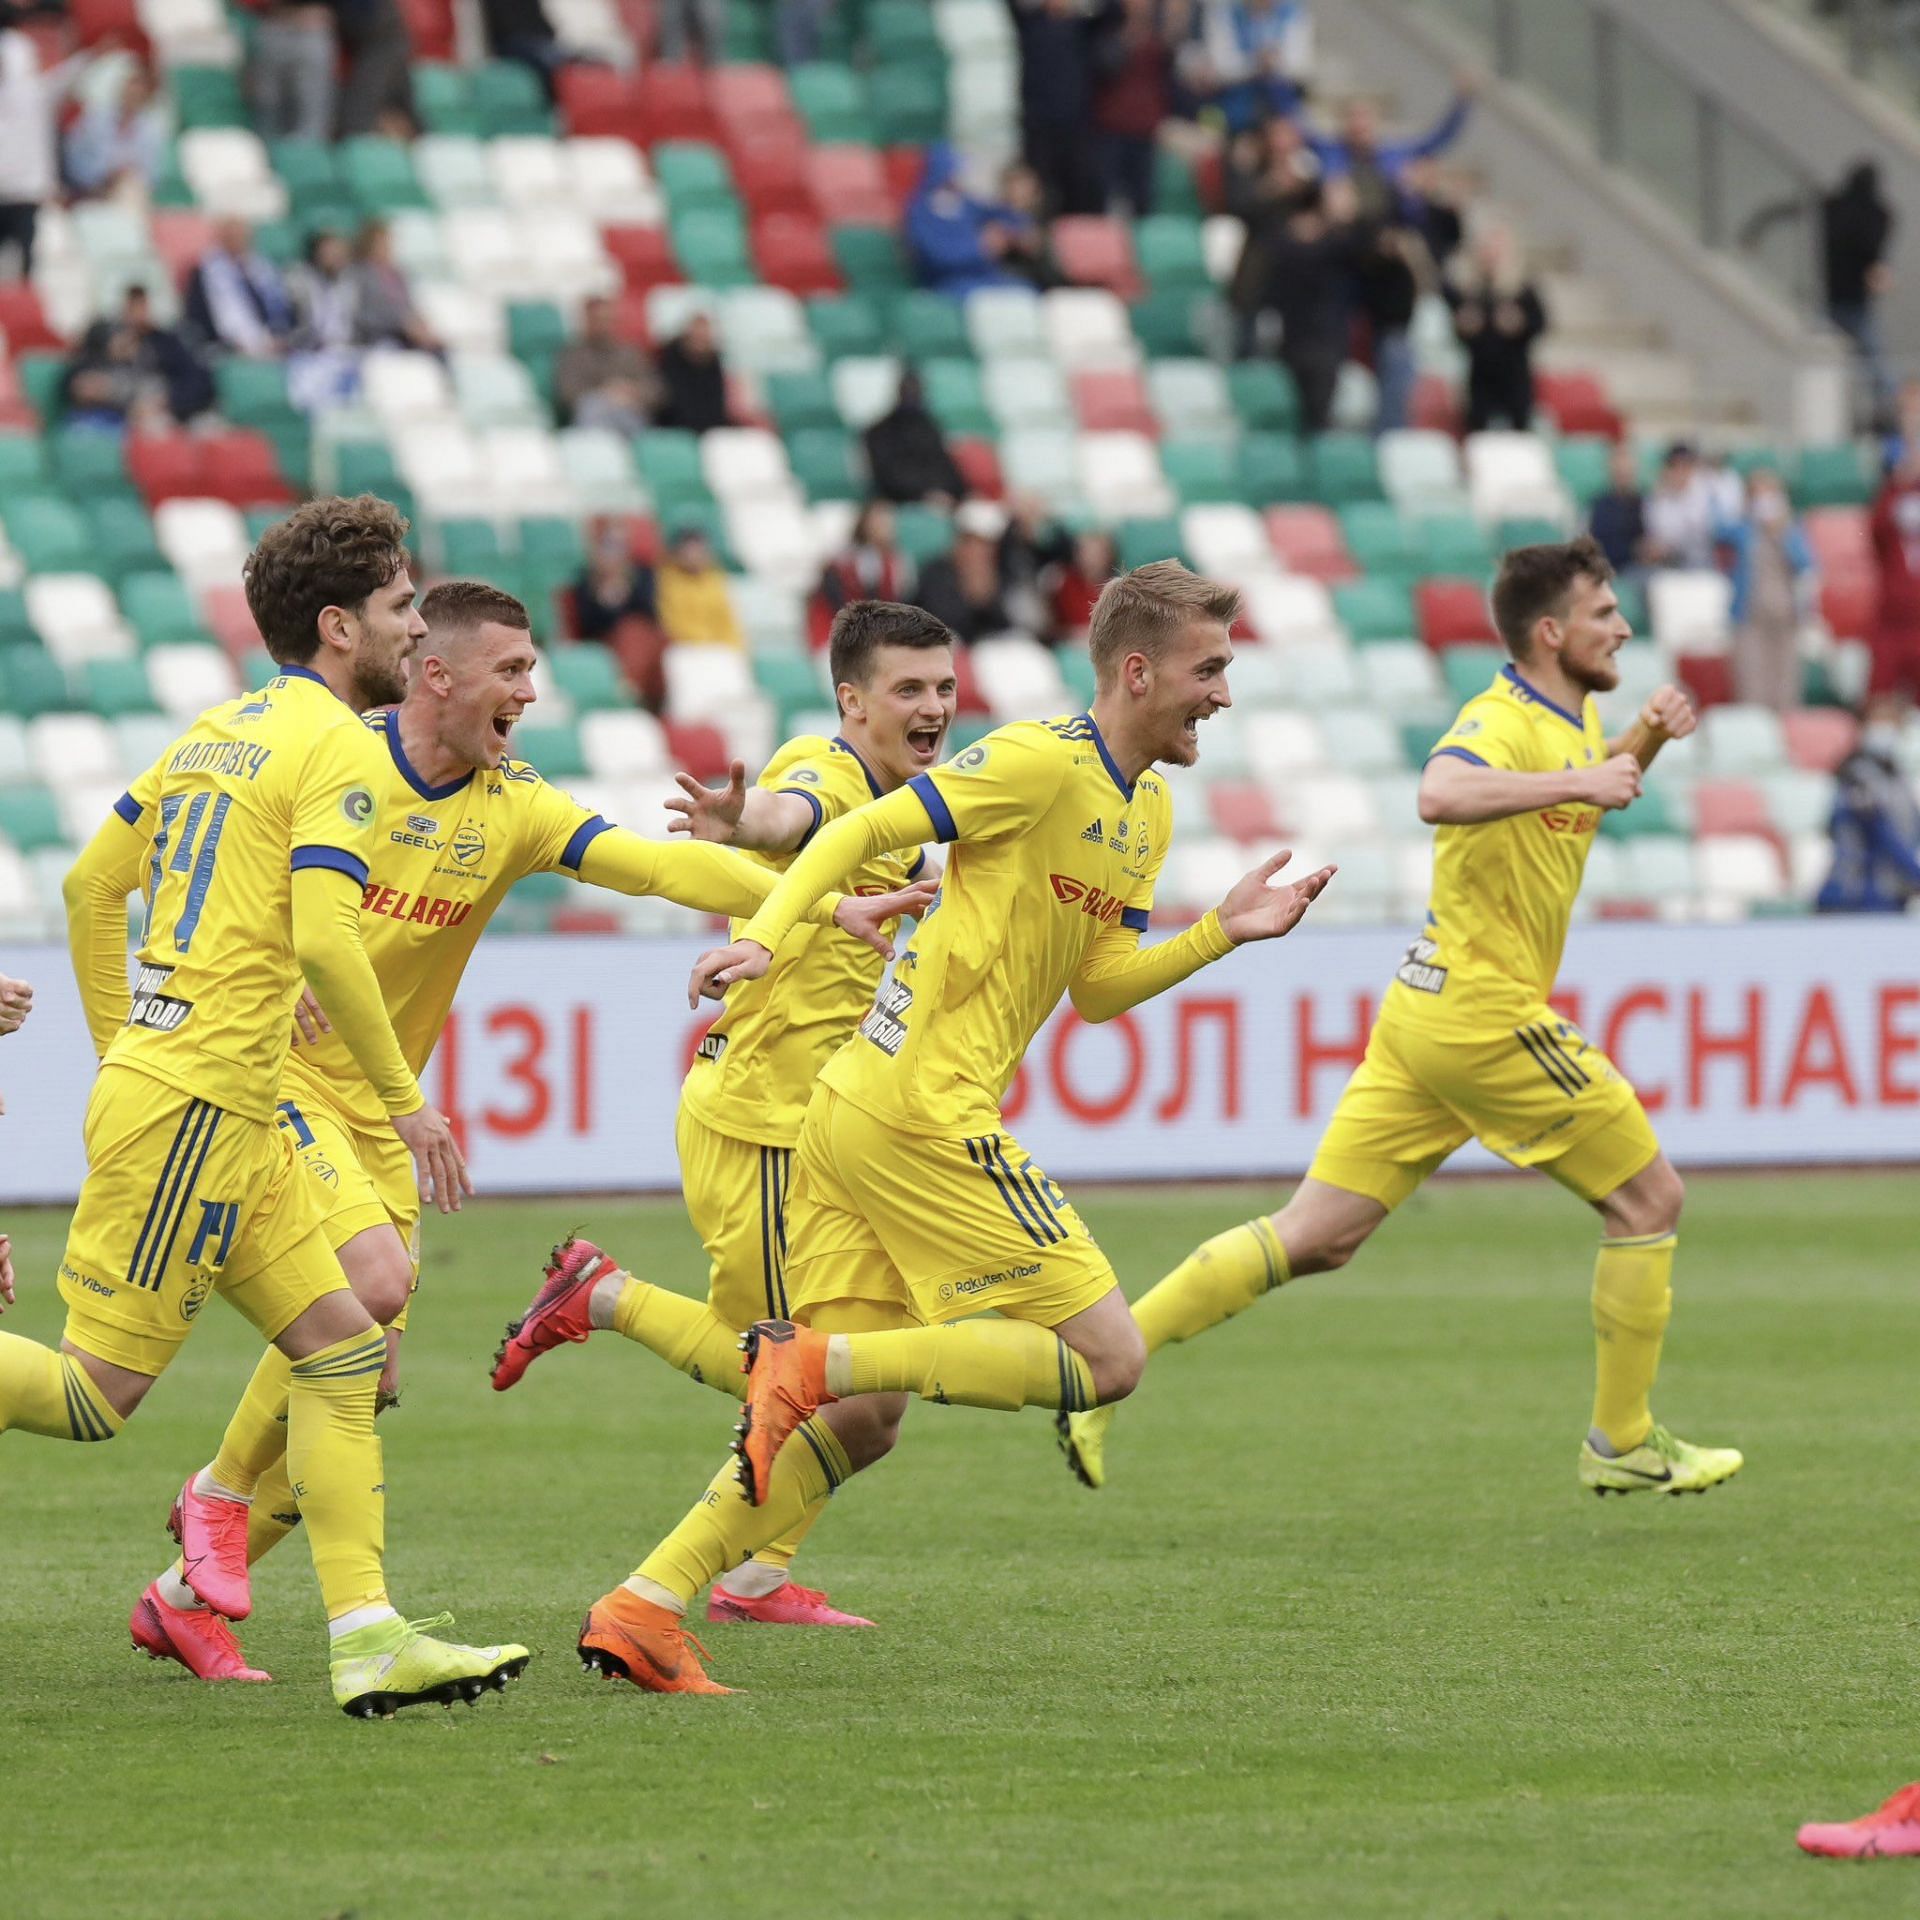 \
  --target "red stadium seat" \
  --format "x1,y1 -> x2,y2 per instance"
1784,707 -> 1859,772
205,431 -> 294,506
637,64 -> 718,144
151,210 -> 217,287
0,358 -> 35,430
1416,578 -> 1496,649
664,720 -> 731,780
1692,778 -> 1773,839
1192,147 -> 1226,214
1409,372 -> 1462,436
1676,651 -> 1734,708
1819,563 -> 1880,640
882,146 -> 928,216
709,63 -> 793,133
731,134 -> 817,218
556,65 -> 642,141
68,0 -> 148,52
612,290 -> 656,346
1535,370 -> 1623,440
603,224 -> 682,293
397,0 -> 456,58
1051,216 -> 1140,300
752,214 -> 839,295
1805,505 -> 1872,572
1263,505 -> 1355,583
1070,368 -> 1156,435
200,585 -> 264,663
951,646 -> 989,712
806,146 -> 896,229
1207,780 -> 1282,843
127,430 -> 208,504
0,283 -> 65,352
952,437 -> 1004,499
